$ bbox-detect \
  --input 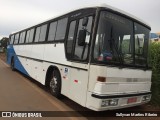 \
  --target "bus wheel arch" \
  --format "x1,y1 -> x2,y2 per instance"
45,66 -> 62,98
